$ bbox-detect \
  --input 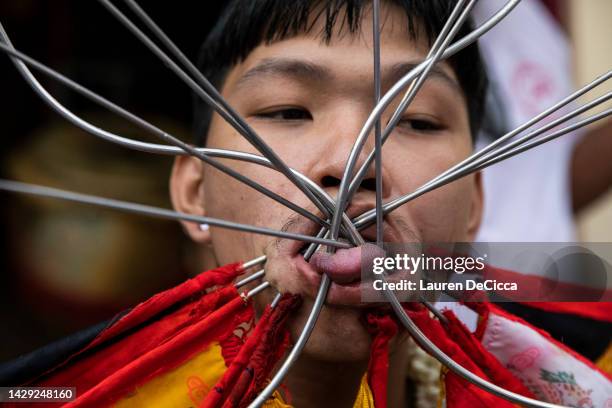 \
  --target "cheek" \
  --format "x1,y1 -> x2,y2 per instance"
203,123 -> 312,264
411,178 -> 476,242
387,134 -> 470,185
386,137 -> 474,241
203,168 -> 272,265
263,253 -> 305,294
